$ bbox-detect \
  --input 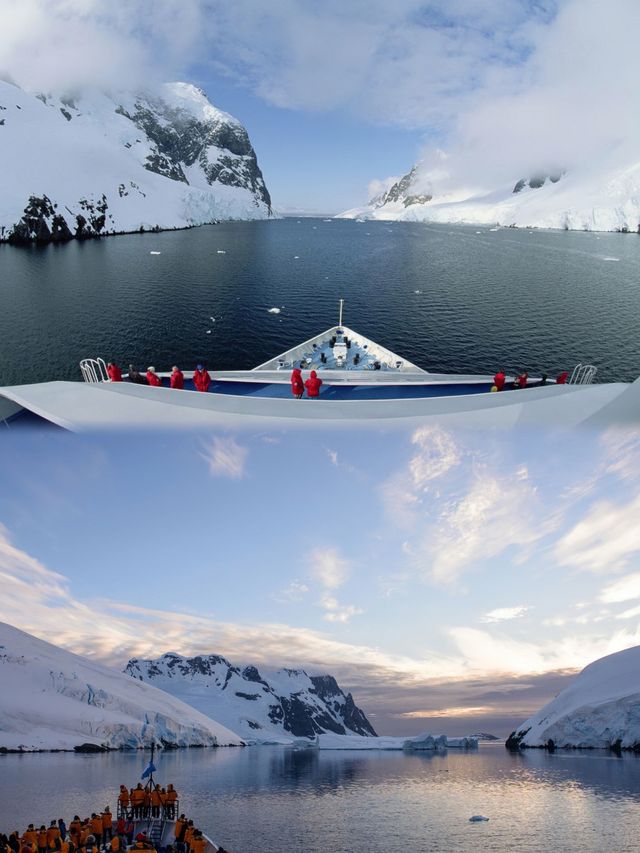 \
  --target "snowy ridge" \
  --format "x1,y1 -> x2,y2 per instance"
339,158 -> 640,233
125,653 -> 376,744
507,645 -> 640,750
309,733 -> 478,750
0,79 -> 272,244
0,623 -> 244,751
